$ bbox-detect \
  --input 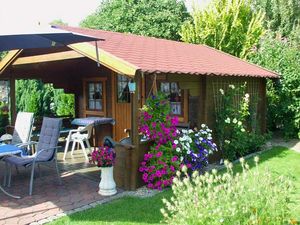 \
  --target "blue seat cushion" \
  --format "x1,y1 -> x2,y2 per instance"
5,155 -> 35,166
0,144 -> 22,157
